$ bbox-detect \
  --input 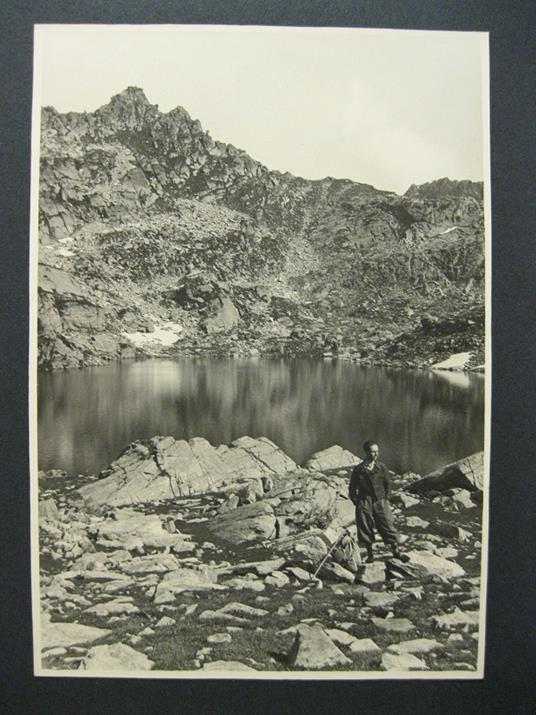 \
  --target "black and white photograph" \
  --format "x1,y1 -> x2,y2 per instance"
30,24 -> 491,678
